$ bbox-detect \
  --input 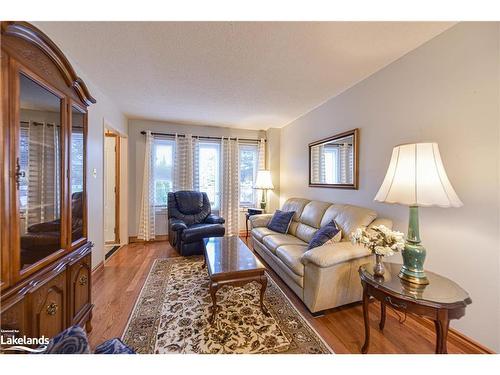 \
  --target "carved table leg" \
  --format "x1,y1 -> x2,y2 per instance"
361,286 -> 370,354
85,310 -> 93,333
209,282 -> 219,325
258,274 -> 269,316
434,313 -> 450,354
379,300 -> 386,331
